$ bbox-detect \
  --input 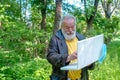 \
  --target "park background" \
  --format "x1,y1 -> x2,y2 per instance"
0,0 -> 120,80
